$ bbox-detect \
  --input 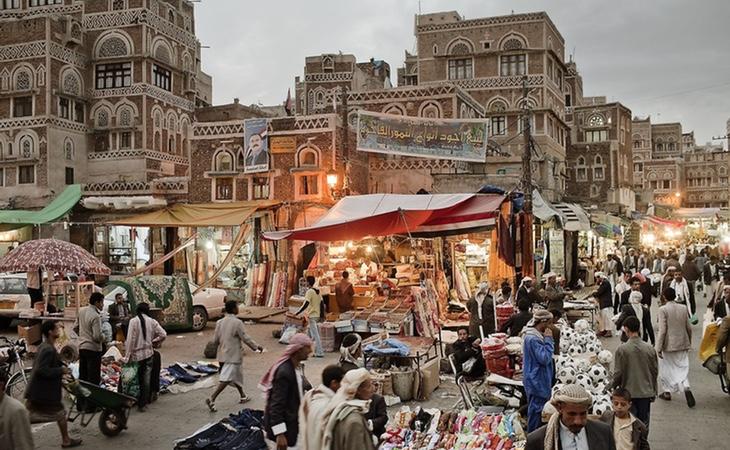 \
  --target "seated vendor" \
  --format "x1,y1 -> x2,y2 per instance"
500,299 -> 532,337
339,333 -> 363,372
452,327 -> 486,378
